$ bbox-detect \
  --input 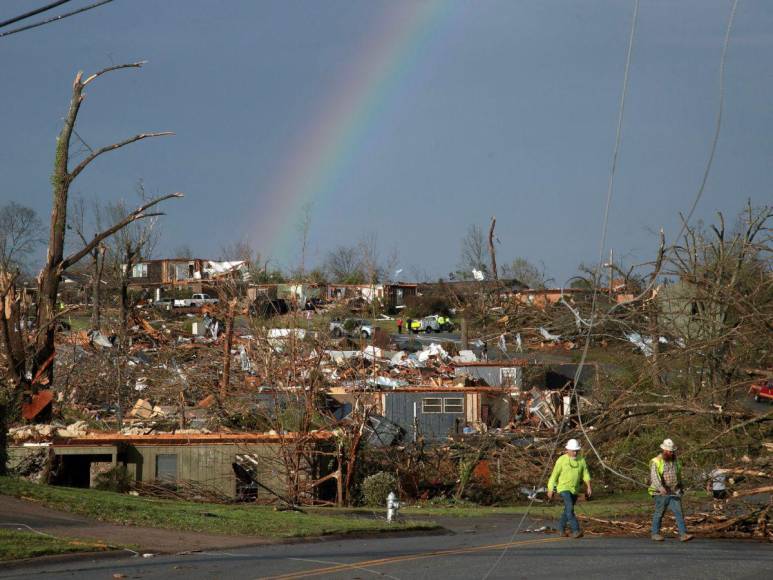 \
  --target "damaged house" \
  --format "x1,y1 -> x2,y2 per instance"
11,432 -> 334,502
127,258 -> 250,296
